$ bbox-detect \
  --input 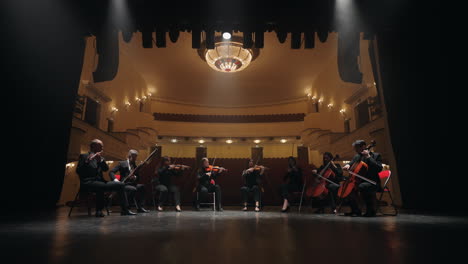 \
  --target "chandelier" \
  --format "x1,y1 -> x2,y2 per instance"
198,35 -> 259,73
